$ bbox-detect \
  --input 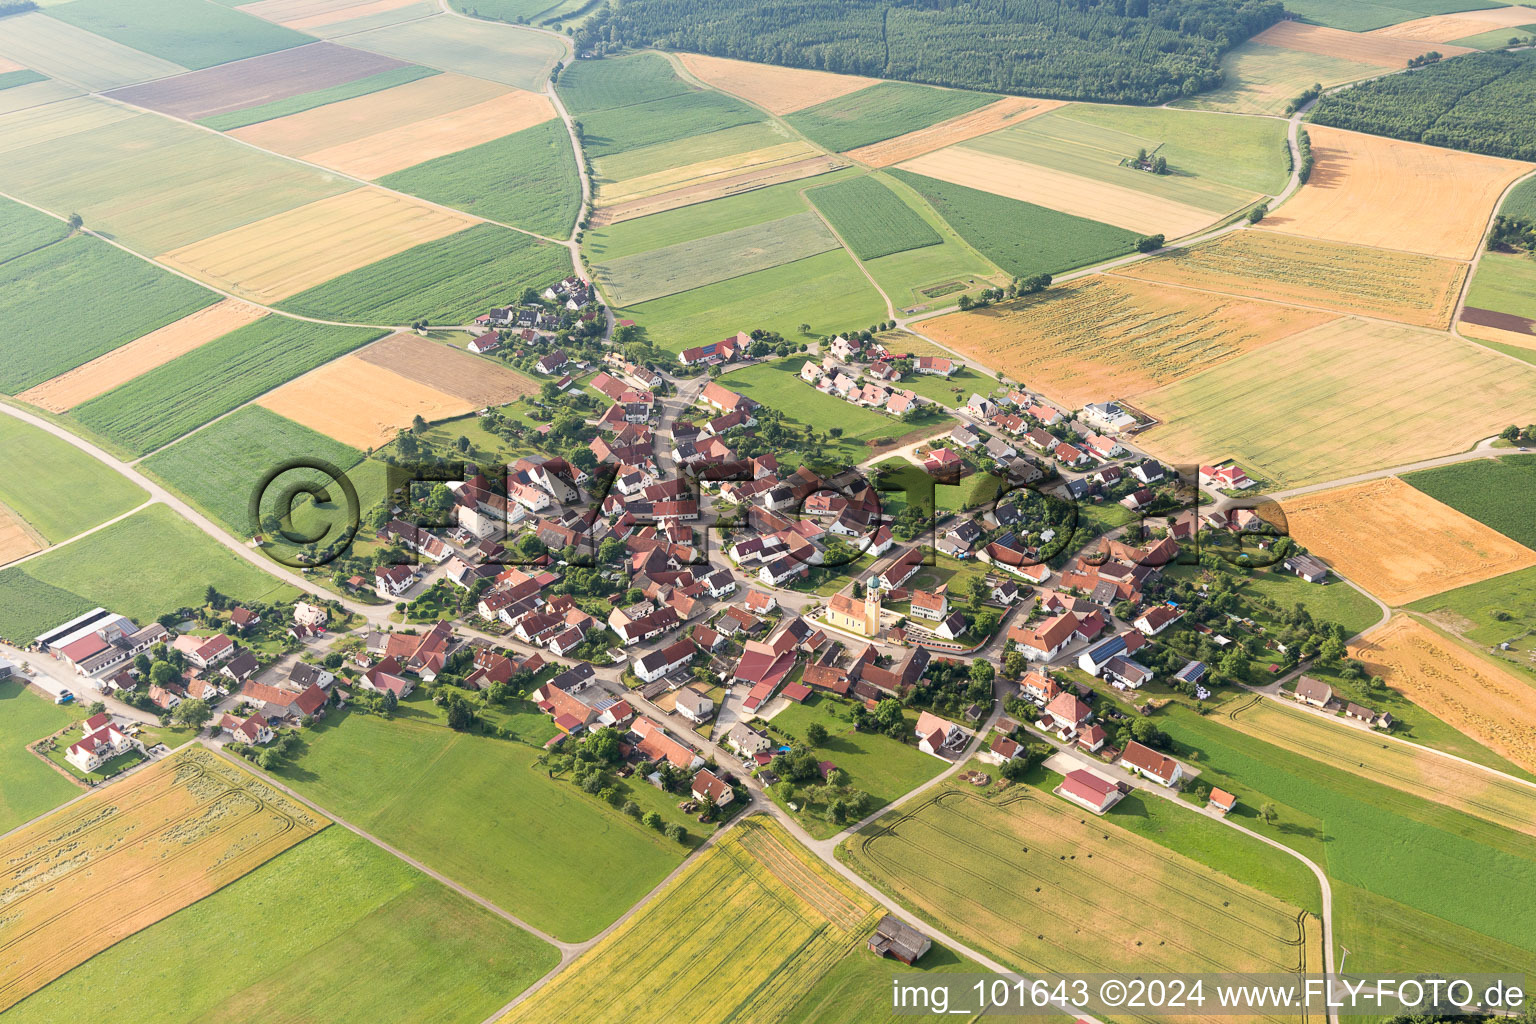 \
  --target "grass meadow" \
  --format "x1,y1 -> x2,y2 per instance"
0,679 -> 86,834
199,65 -> 441,131
0,234 -> 218,395
1,826 -> 559,1024
722,357 -> 947,442
1467,250 -> 1536,321
381,119 -> 580,237
47,0 -> 312,70
1175,42 -> 1379,115
271,698 -> 687,941
70,317 -> 384,456
0,505 -> 297,644
889,168 -> 1139,278
556,51 -> 694,114
785,82 -> 994,152
277,224 -> 569,325
806,174 -> 942,260
0,414 -> 146,543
